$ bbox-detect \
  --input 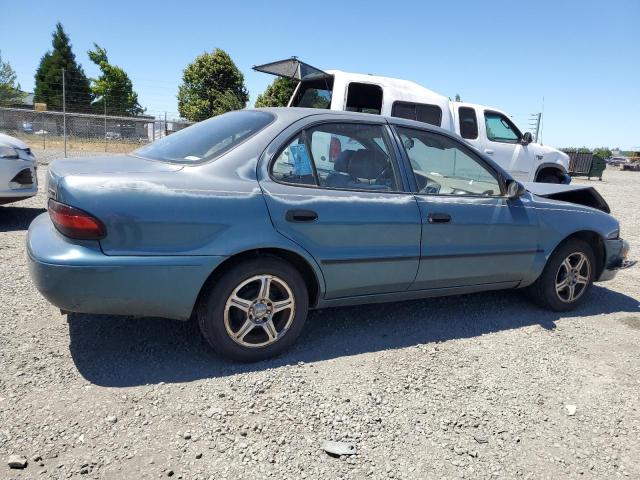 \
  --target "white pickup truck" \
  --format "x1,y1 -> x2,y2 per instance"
254,58 -> 570,183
